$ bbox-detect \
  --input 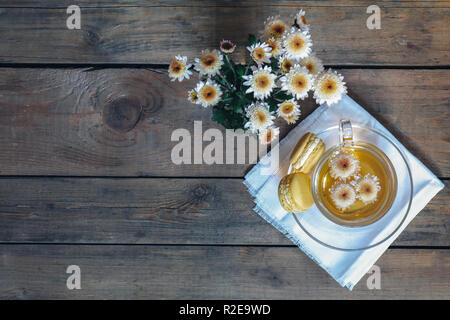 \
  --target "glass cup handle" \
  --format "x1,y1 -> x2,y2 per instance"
339,119 -> 353,146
